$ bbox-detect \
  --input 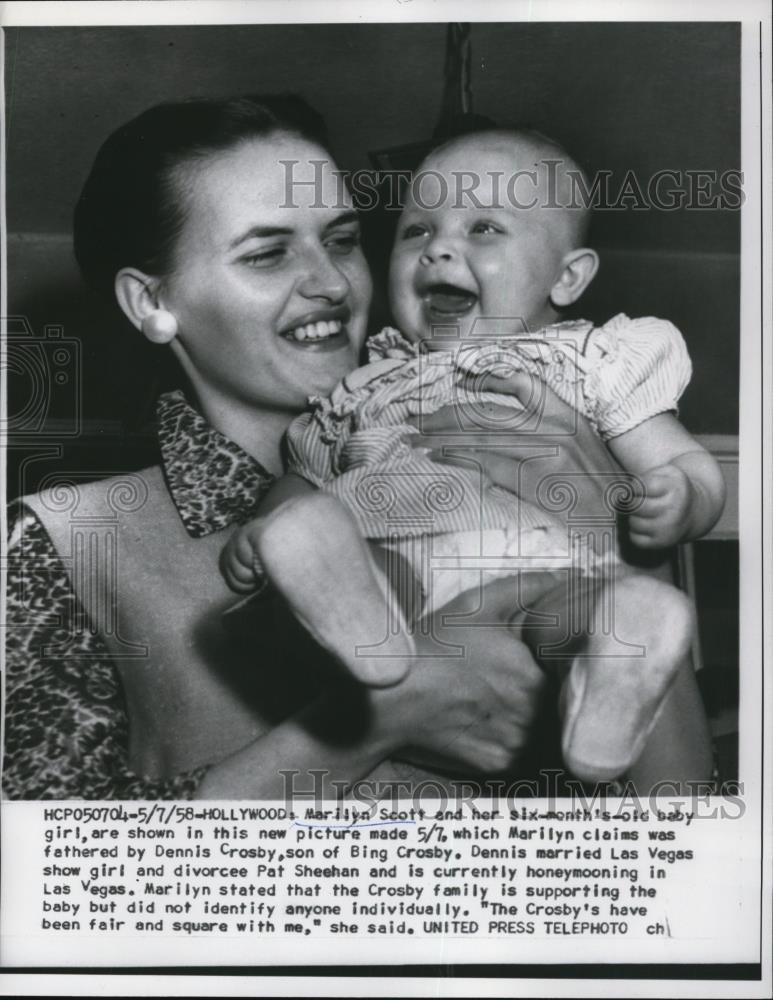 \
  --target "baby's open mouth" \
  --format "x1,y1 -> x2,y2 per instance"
423,283 -> 478,318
